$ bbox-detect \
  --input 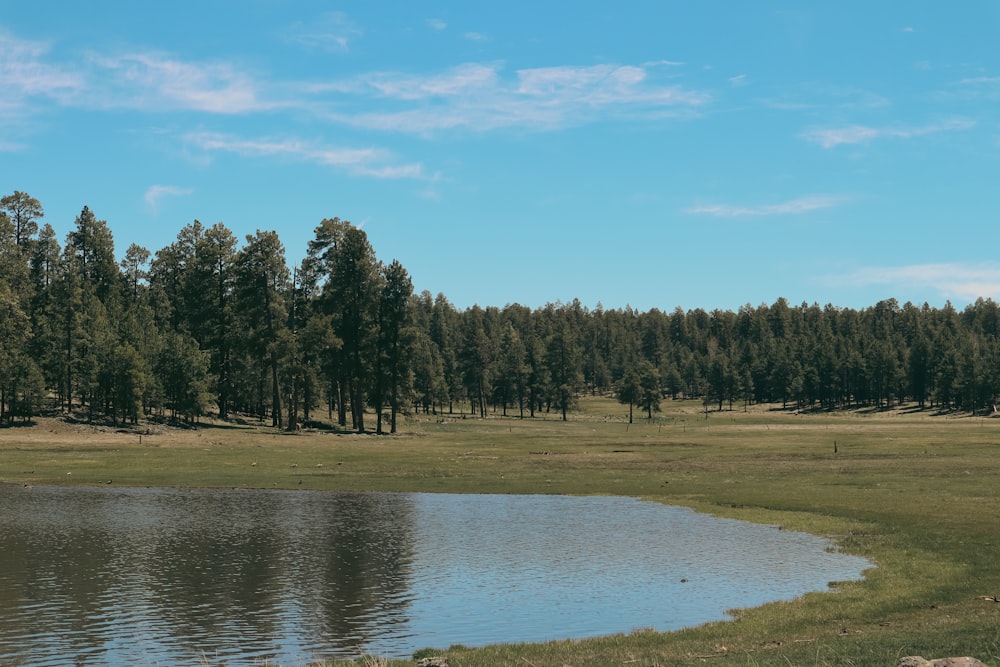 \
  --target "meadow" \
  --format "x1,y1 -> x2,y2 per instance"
1,397 -> 999,666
